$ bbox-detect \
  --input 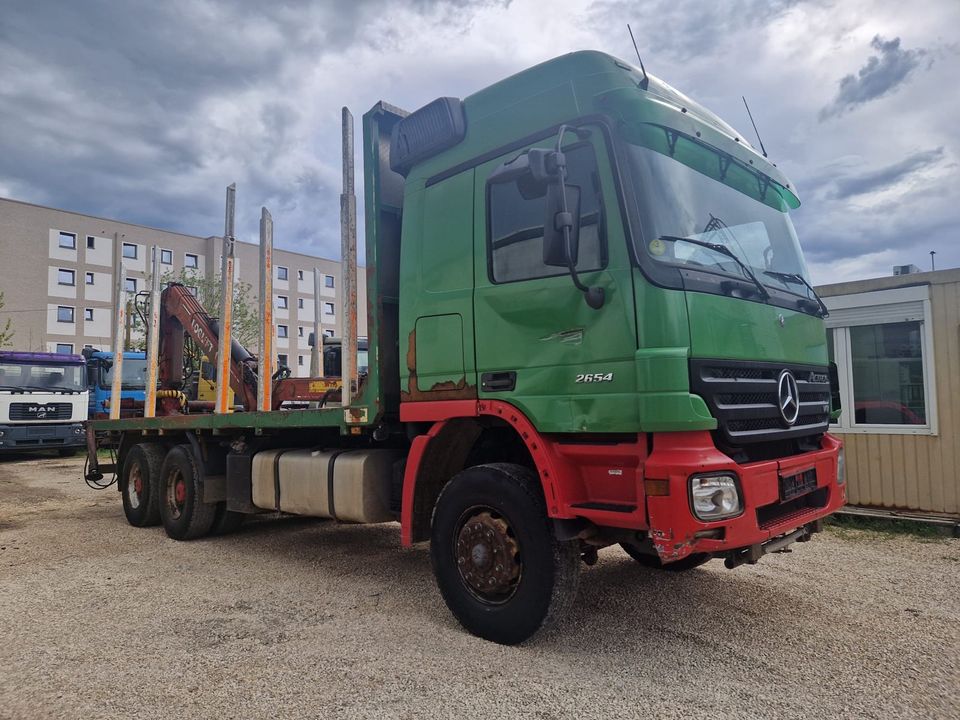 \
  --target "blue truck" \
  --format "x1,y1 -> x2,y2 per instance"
82,349 -> 149,419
